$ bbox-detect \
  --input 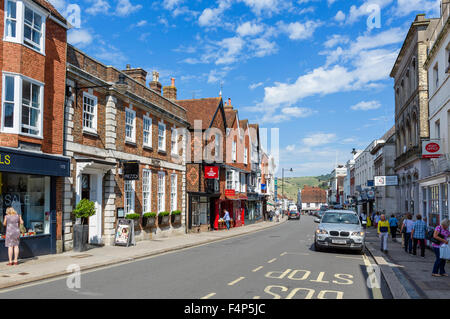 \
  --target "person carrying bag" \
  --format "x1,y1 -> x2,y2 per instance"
431,219 -> 450,277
